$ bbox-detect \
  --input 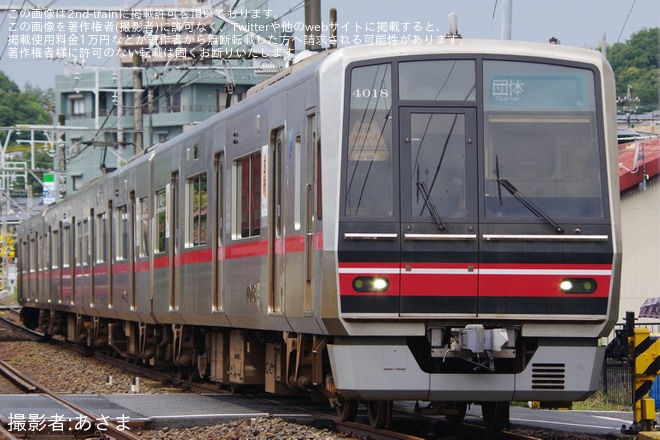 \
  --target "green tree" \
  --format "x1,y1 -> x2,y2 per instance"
0,72 -> 55,195
606,28 -> 660,111
0,71 -> 19,94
